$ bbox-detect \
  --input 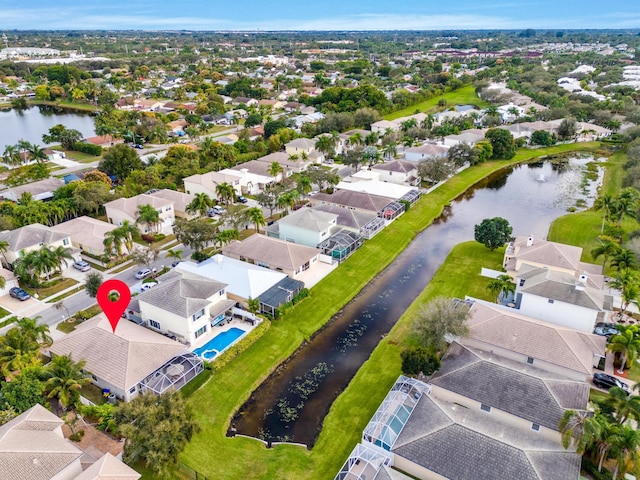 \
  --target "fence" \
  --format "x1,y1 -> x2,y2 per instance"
178,462 -> 208,480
